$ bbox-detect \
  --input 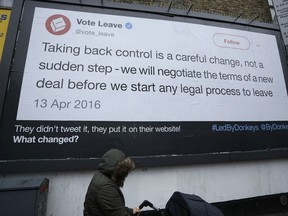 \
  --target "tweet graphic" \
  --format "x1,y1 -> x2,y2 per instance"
16,7 -> 288,122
